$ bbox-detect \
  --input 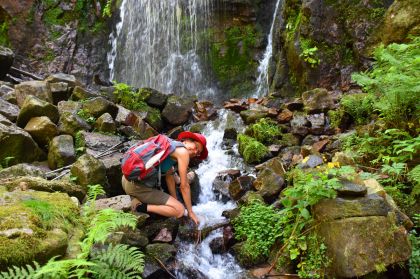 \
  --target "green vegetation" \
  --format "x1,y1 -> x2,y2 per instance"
299,38 -> 319,68
340,93 -> 375,125
209,25 -> 259,97
113,82 -> 151,112
237,134 -> 269,164
0,185 -> 144,278
0,21 -> 10,46
245,118 -> 281,144
352,37 -> 420,129
233,166 -> 356,277
77,109 -> 96,125
409,214 -> 420,279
